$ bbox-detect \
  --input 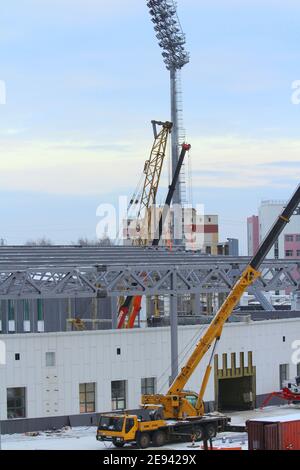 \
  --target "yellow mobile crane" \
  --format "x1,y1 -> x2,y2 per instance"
97,183 -> 300,448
